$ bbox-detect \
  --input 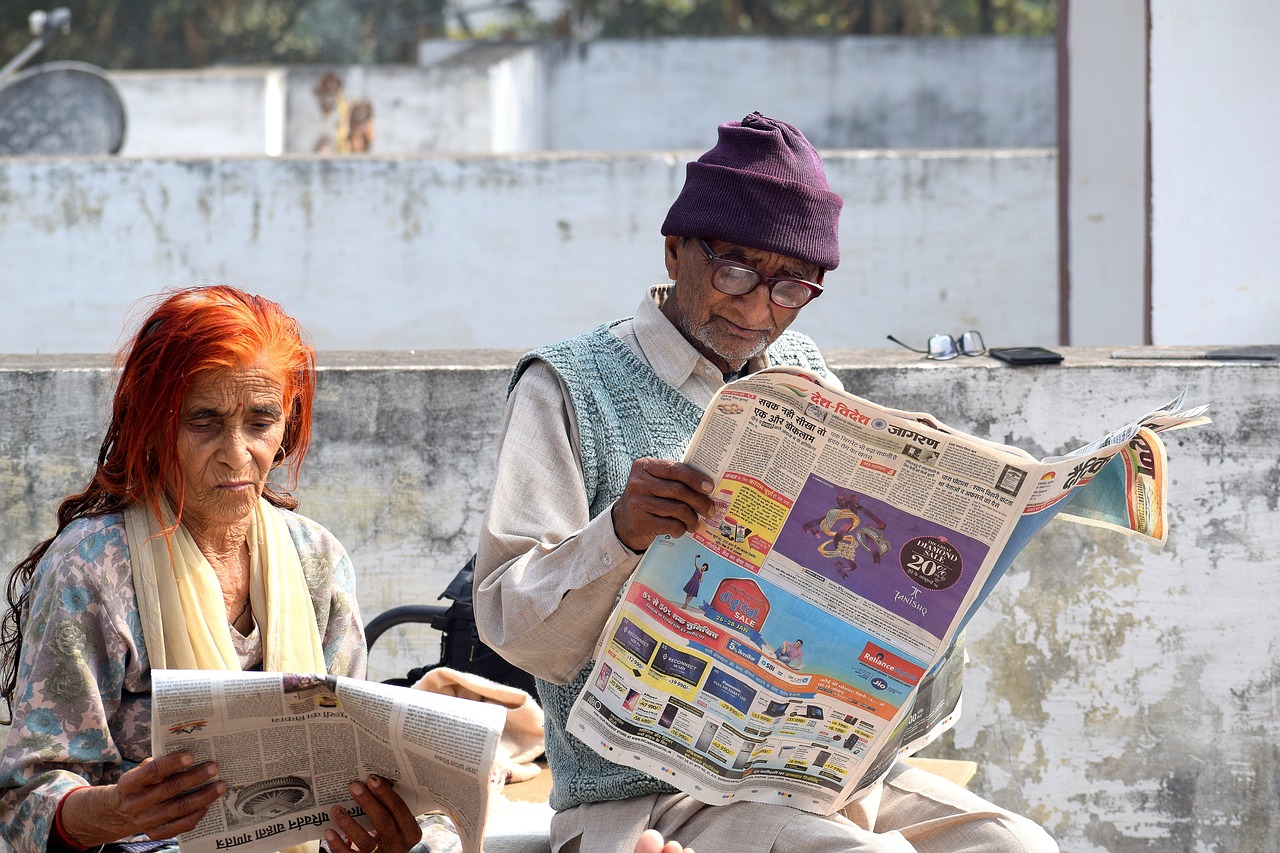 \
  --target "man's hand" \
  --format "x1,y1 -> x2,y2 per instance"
611,458 -> 714,552
59,753 -> 226,846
